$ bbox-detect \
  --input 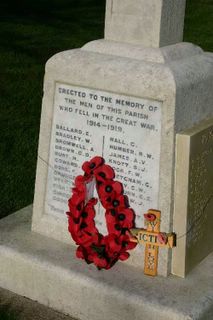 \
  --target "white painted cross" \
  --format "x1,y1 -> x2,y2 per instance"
105,0 -> 186,47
